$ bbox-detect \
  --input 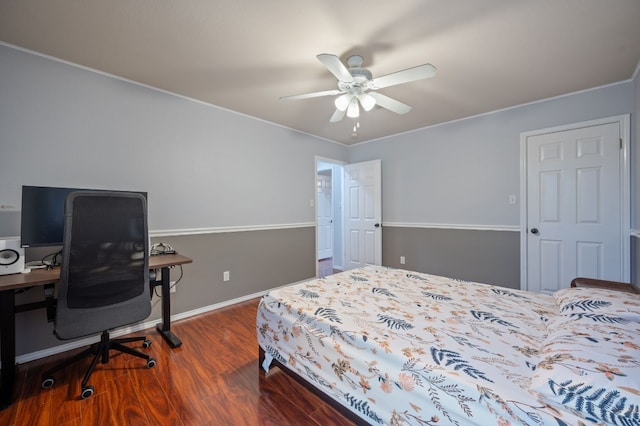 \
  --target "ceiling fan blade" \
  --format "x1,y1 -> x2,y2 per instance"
280,89 -> 342,101
370,63 -> 436,89
317,54 -> 354,83
329,108 -> 346,122
369,92 -> 412,115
